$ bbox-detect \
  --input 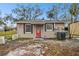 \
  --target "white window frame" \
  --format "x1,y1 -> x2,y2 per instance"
25,24 -> 31,33
46,23 -> 53,31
